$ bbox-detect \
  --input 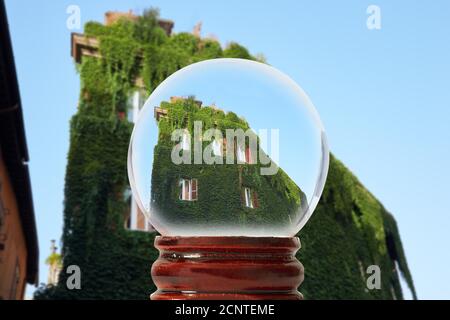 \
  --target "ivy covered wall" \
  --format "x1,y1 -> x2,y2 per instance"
34,9 -> 416,300
151,99 -> 305,234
